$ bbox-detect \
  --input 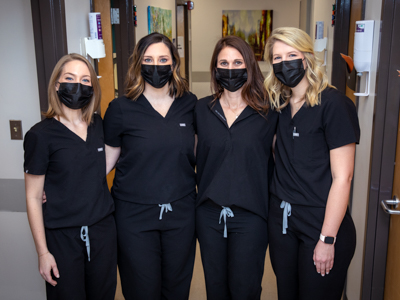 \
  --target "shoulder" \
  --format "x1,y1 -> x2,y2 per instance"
92,113 -> 102,122
24,118 -> 54,146
108,95 -> 132,107
266,107 -> 280,122
195,95 -> 213,113
28,118 -> 54,135
196,95 -> 214,106
321,87 -> 355,109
